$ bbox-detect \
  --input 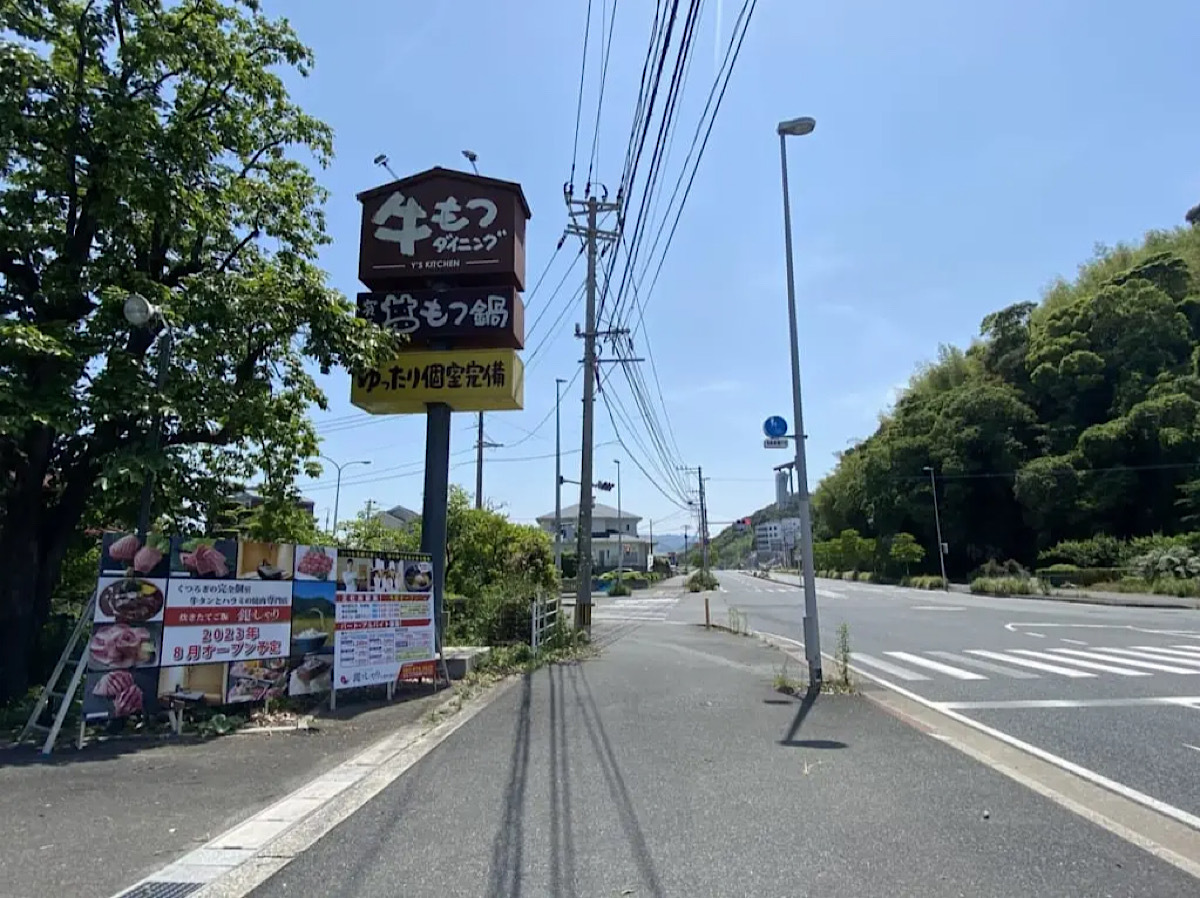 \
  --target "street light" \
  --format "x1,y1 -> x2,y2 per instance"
923,465 -> 949,589
320,455 -> 371,534
614,458 -> 623,576
124,293 -> 172,541
777,114 -> 823,684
